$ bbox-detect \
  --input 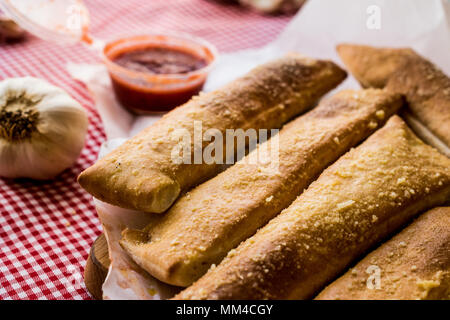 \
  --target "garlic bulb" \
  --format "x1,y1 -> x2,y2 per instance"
0,77 -> 88,180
